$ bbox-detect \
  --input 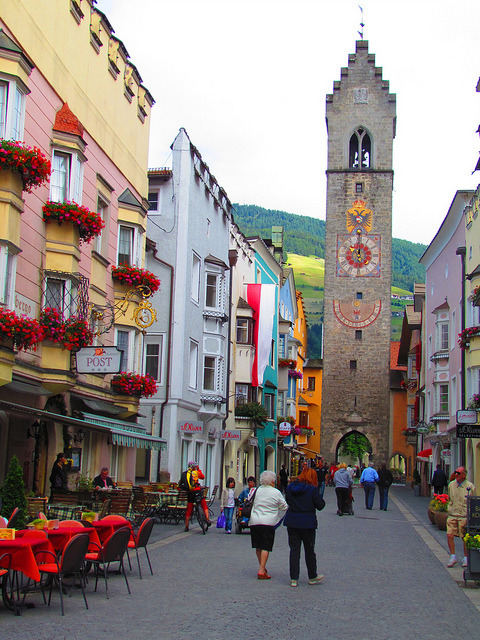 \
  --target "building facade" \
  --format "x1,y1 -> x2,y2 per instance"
0,1 -> 159,493
321,40 -> 395,463
142,129 -> 231,489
